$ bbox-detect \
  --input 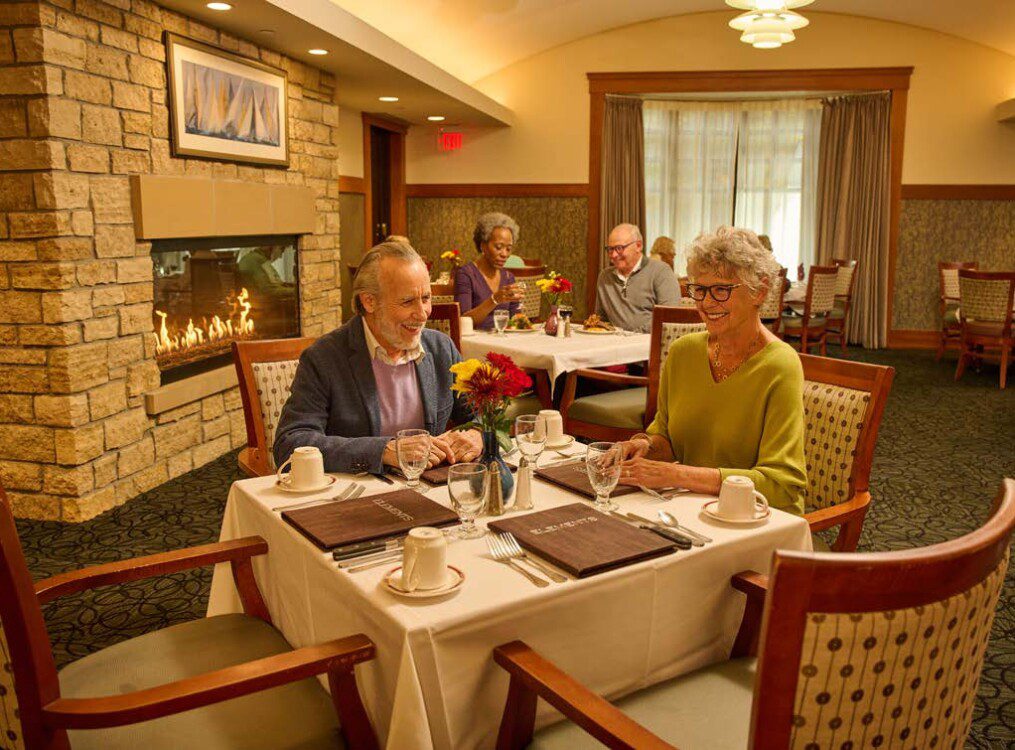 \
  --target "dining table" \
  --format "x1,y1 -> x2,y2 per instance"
207,457 -> 812,749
